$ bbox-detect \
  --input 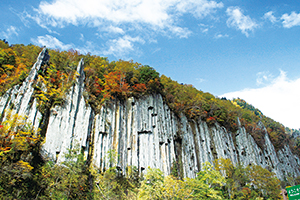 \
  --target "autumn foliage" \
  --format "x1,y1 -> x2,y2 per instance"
0,41 -> 297,157
1,40 -> 300,199
0,42 -> 42,96
0,111 -> 41,198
